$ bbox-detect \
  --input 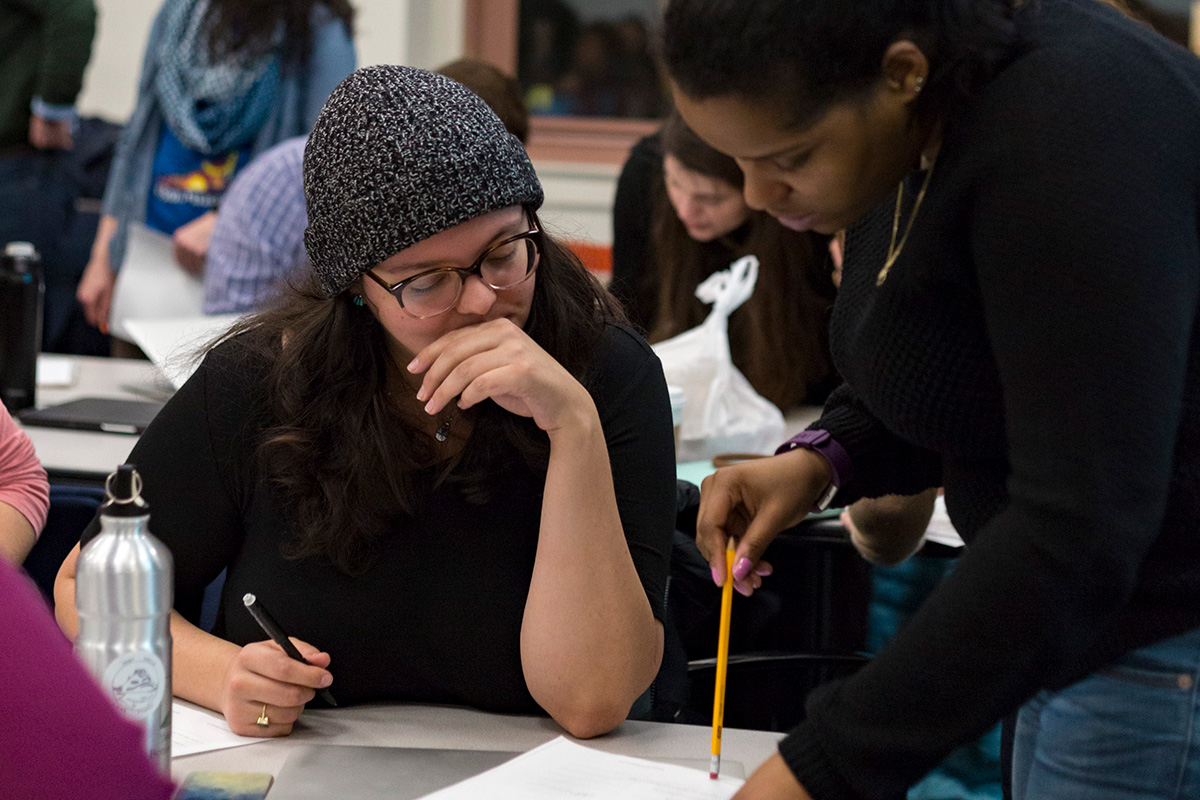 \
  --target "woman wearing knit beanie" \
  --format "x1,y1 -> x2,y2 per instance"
55,66 -> 674,739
